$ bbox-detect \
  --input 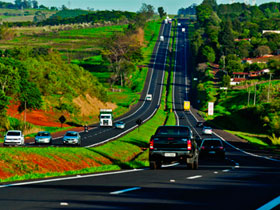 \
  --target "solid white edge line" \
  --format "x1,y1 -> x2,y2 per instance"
110,187 -> 141,195
214,132 -> 280,162
0,169 -> 145,188
173,22 -> 179,125
256,195 -> 280,210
